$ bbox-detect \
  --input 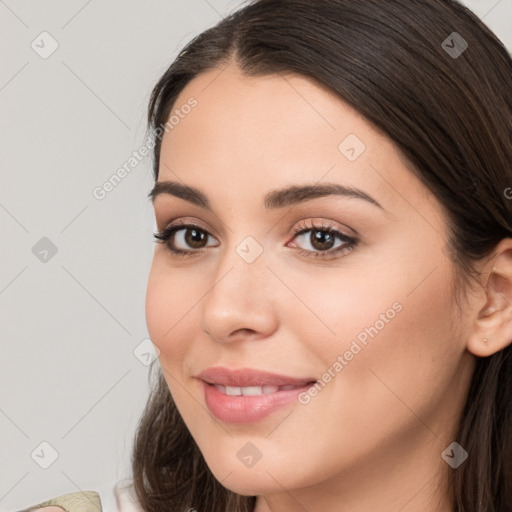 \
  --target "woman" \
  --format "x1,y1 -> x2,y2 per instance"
19,0 -> 512,511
